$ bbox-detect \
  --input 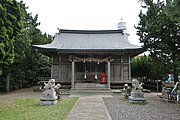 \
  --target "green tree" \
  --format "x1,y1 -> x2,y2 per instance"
0,0 -> 22,74
165,0 -> 180,22
9,2 -> 52,90
149,54 -> 169,80
131,55 -> 170,81
10,29 -> 51,89
0,0 -> 23,92
136,0 -> 180,82
131,55 -> 152,79
0,1 -> 52,92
